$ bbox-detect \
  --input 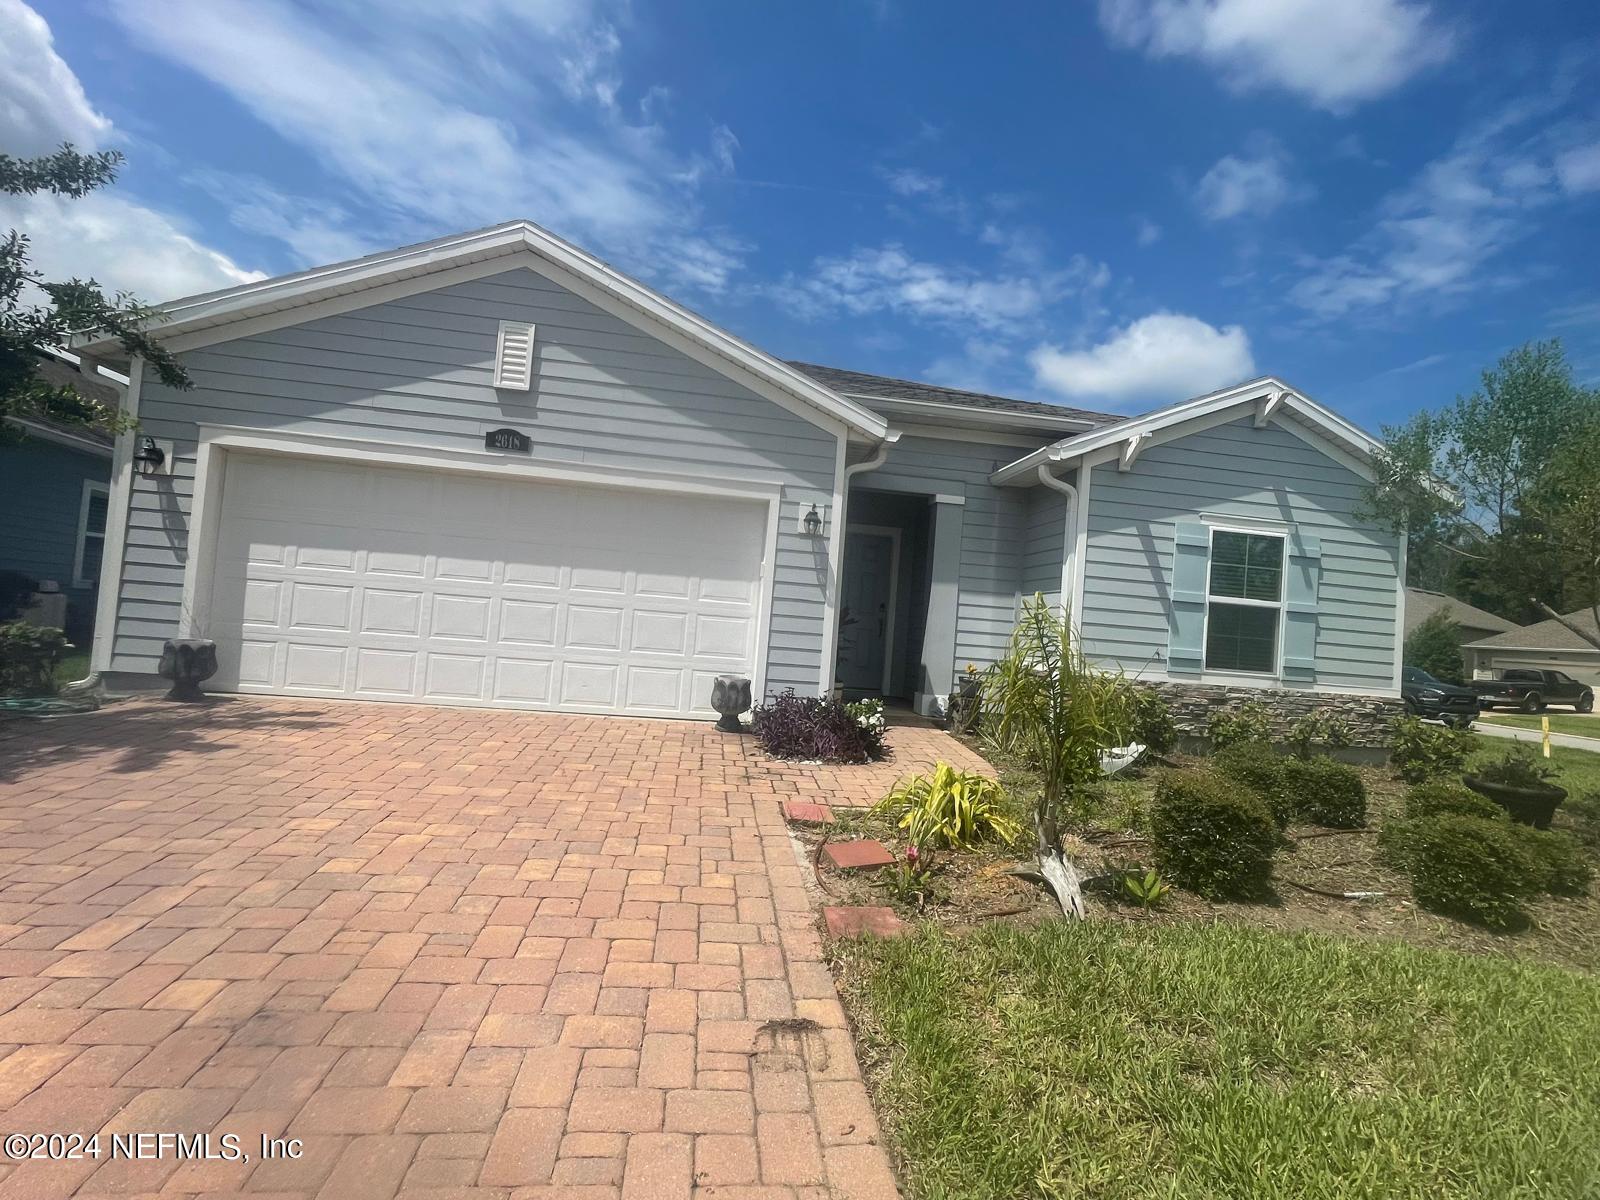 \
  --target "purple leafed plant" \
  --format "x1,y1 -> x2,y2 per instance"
751,690 -> 887,764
